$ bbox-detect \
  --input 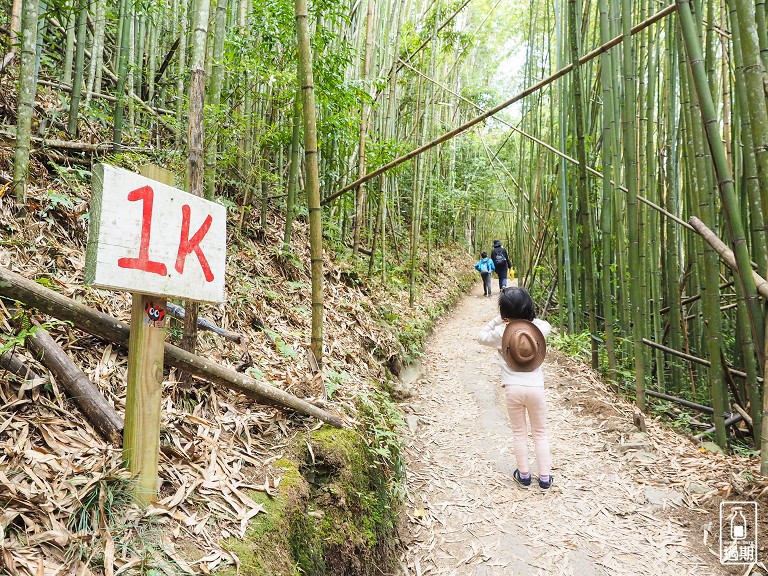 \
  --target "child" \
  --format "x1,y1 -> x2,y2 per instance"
477,287 -> 554,489
474,251 -> 495,297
